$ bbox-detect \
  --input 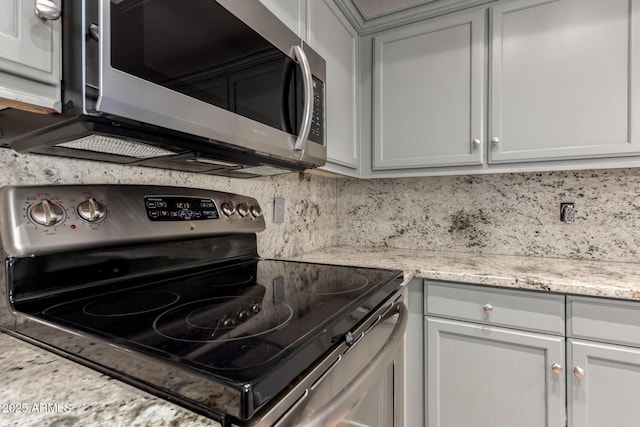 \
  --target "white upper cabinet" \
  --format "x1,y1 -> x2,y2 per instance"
0,0 -> 61,112
361,0 -> 640,177
309,0 -> 360,172
258,0 -> 306,39
489,0 -> 640,163
372,9 -> 485,169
